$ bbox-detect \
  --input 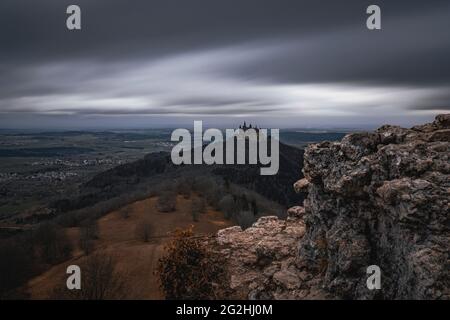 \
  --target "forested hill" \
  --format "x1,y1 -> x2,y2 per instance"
53,140 -> 304,213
